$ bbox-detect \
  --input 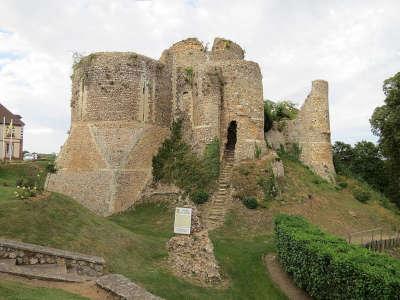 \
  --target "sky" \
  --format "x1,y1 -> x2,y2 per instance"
0,0 -> 399,153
